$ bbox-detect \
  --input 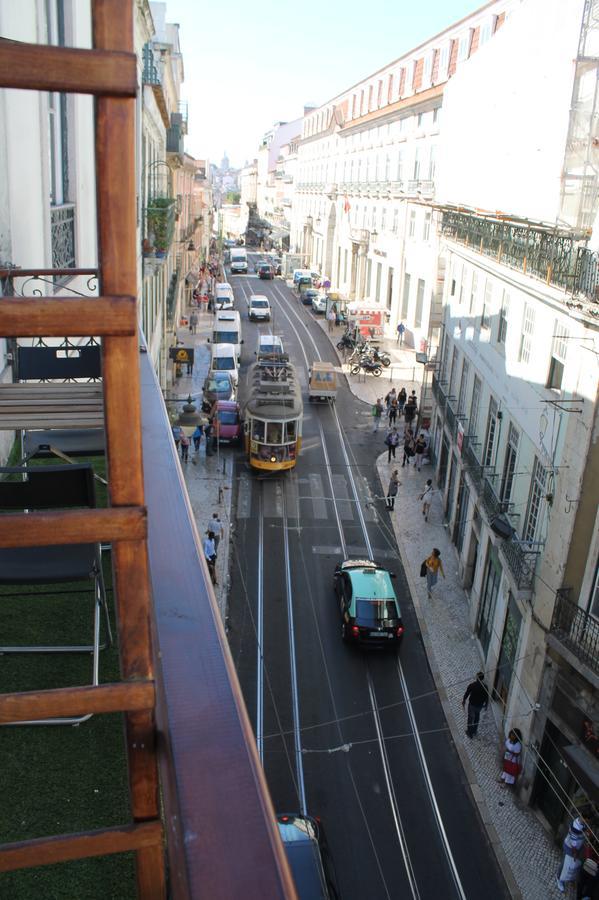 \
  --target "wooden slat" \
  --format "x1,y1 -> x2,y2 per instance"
0,681 -> 155,724
0,40 -> 136,97
0,297 -> 136,337
93,2 -> 164,896
0,821 -> 162,873
0,506 -> 146,548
